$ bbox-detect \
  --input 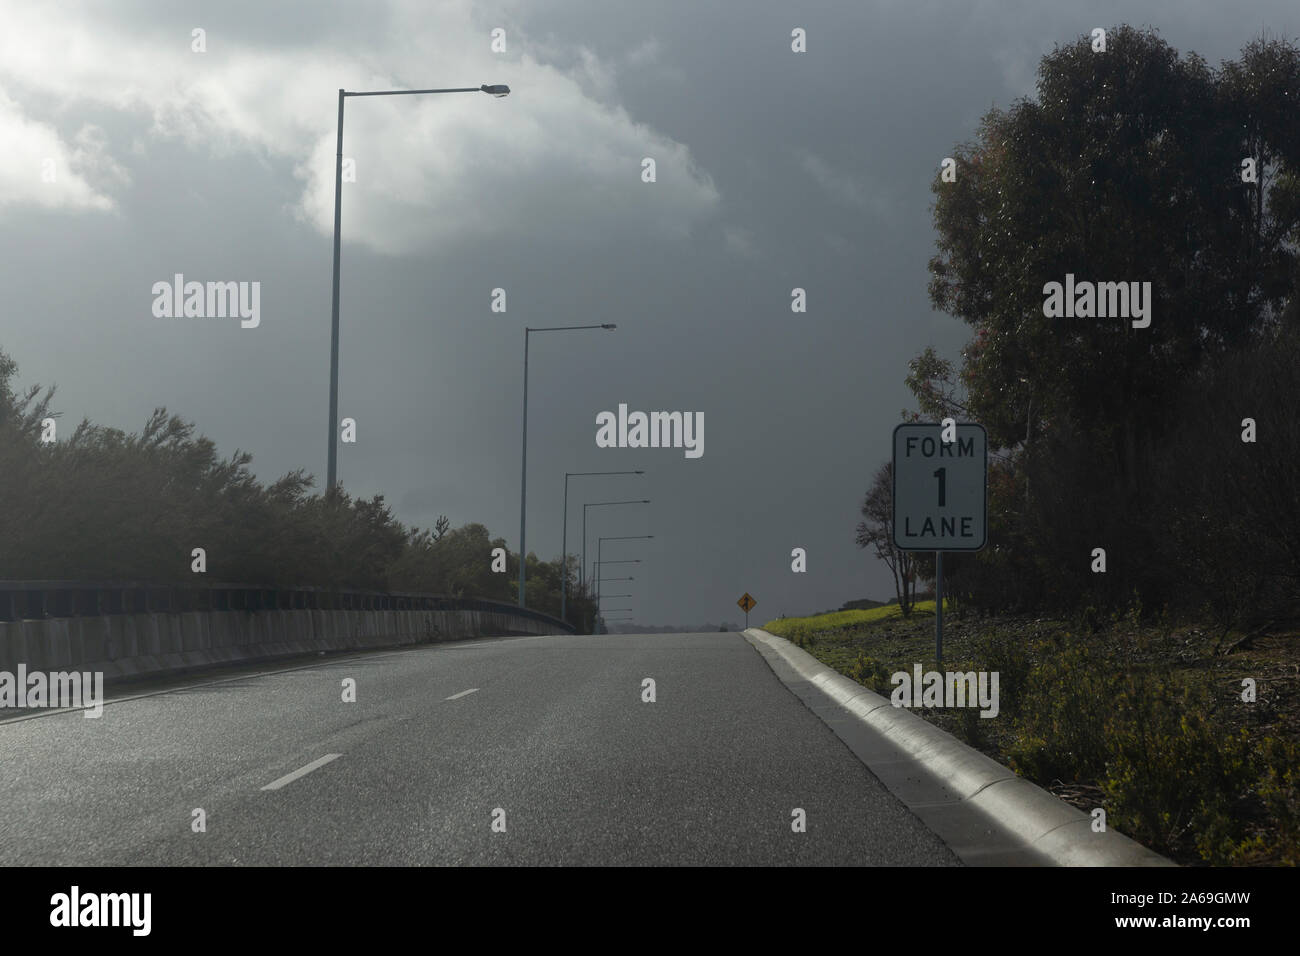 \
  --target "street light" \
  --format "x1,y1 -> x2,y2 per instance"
519,324 -> 618,607
561,471 -> 643,622
581,499 -> 651,598
596,535 -> 653,594
327,82 -> 510,494
591,560 -> 640,594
